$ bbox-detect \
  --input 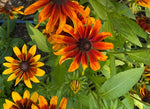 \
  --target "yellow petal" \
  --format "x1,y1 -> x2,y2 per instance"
12,91 -> 22,103
5,57 -> 15,63
50,96 -> 57,109
33,62 -> 44,67
3,68 -> 13,75
31,92 -> 38,103
35,68 -> 45,77
15,74 -> 23,86
28,45 -> 36,57
31,104 -> 39,109
13,46 -> 22,60
38,96 -> 49,109
23,90 -> 30,99
3,99 -> 15,109
7,73 -> 18,81
3,63 -> 12,67
24,76 -> 32,88
22,44 -> 27,60
58,97 -> 67,109
30,75 -> 40,83
30,55 -> 41,63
